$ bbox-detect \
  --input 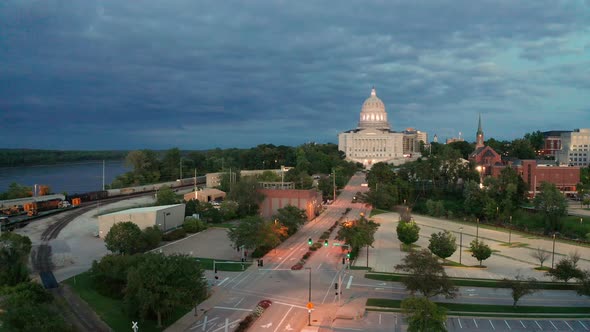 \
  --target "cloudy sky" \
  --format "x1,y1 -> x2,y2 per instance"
1,0 -> 589,150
